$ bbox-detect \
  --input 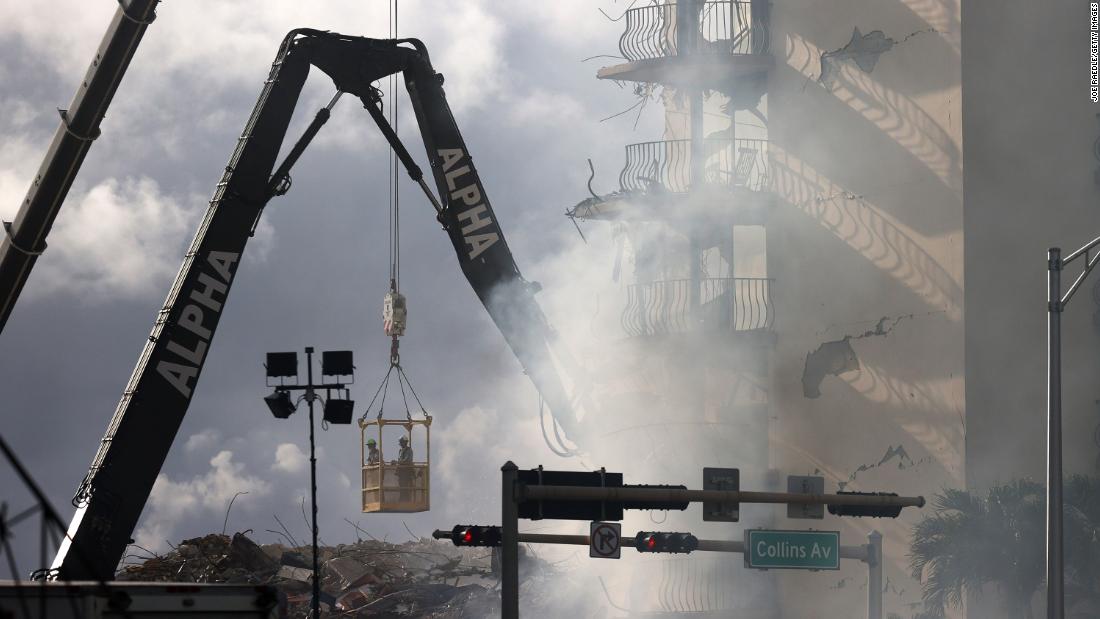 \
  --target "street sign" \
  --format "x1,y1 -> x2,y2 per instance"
702,467 -> 739,522
745,529 -> 840,570
589,522 -> 621,559
787,475 -> 825,520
